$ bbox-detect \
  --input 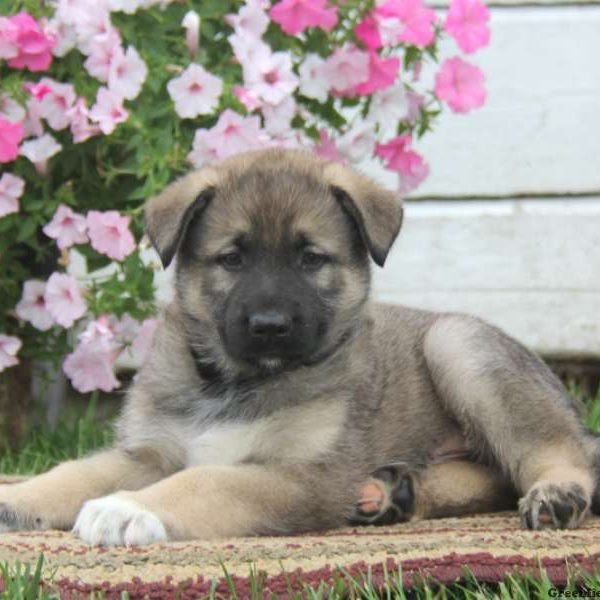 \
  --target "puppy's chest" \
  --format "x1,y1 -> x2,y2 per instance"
184,399 -> 347,466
